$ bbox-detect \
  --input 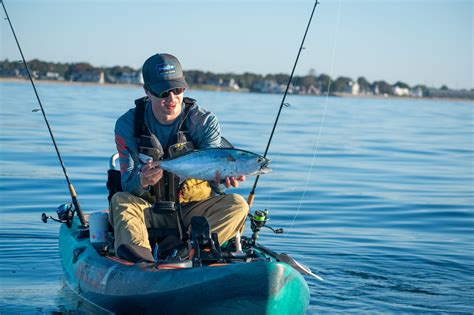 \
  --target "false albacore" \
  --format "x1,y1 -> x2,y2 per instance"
142,148 -> 271,181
